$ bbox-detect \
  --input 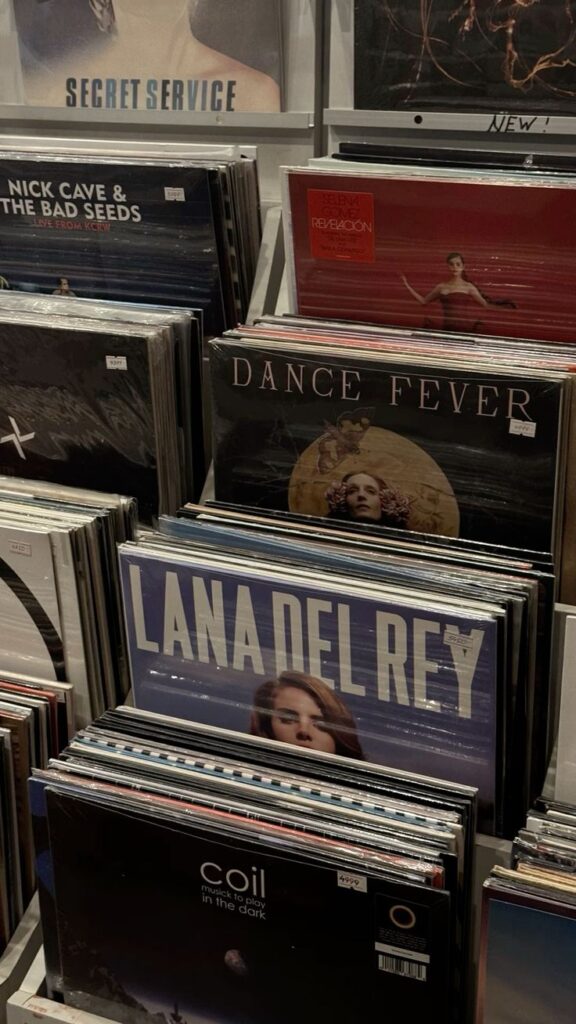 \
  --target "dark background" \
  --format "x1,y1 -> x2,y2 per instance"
211,341 -> 562,555
0,158 -> 225,334
355,0 -> 576,113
